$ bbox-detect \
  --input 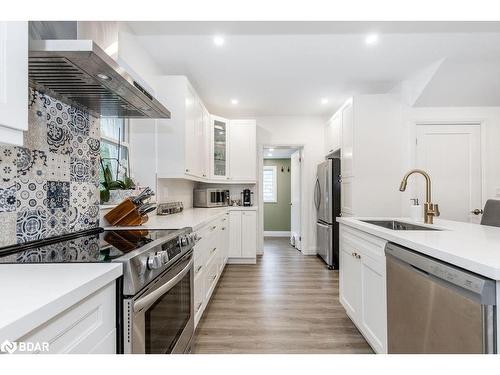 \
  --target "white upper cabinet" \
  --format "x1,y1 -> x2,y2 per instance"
0,22 -> 28,146
229,120 -> 257,182
332,95 -> 402,217
340,99 -> 354,177
184,85 -> 197,176
152,76 -> 257,184
155,76 -> 209,180
210,115 -> 230,180
325,112 -> 341,155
